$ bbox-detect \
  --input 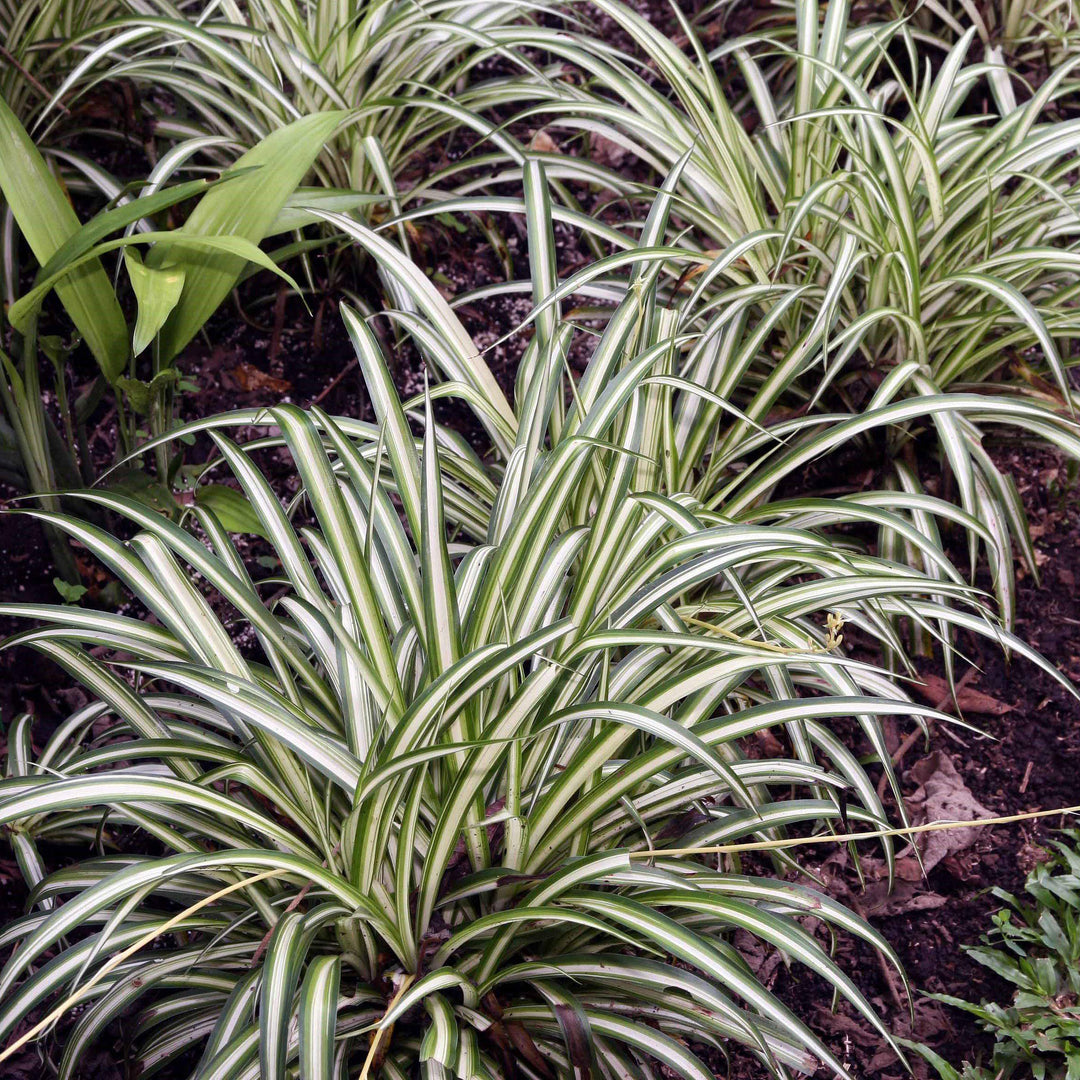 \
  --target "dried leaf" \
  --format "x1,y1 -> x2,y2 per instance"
528,129 -> 559,154
588,132 -> 630,168
914,674 -> 1011,715
859,881 -> 949,918
229,362 -> 292,393
903,751 -> 992,874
